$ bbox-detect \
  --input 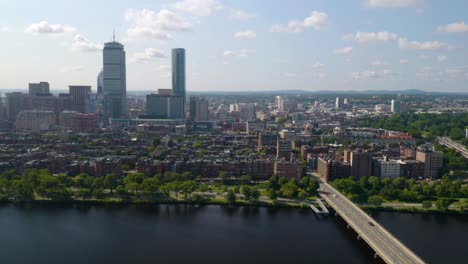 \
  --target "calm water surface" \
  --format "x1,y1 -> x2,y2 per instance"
0,204 -> 466,264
